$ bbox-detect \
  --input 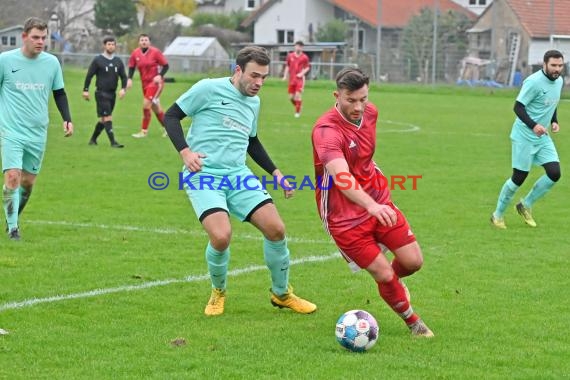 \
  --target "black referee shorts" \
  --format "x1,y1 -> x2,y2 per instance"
95,90 -> 117,117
